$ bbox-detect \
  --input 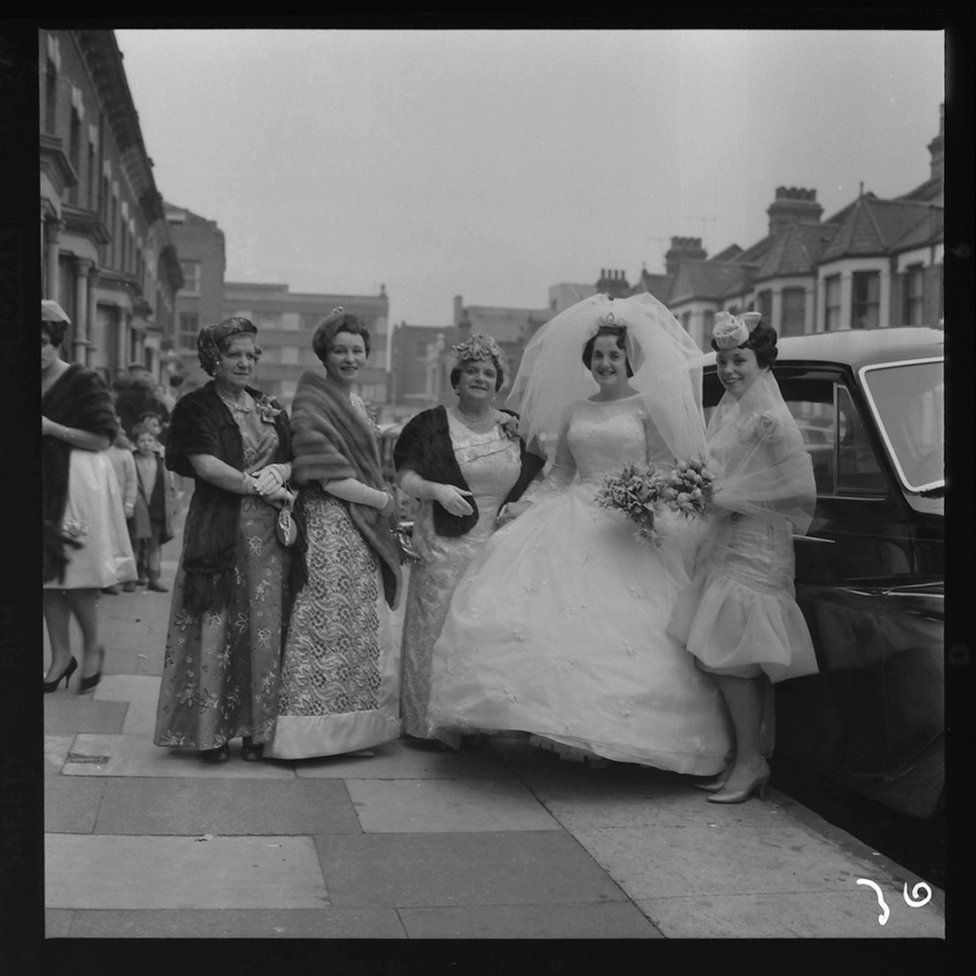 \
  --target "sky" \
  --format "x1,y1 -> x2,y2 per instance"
114,28 -> 945,327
